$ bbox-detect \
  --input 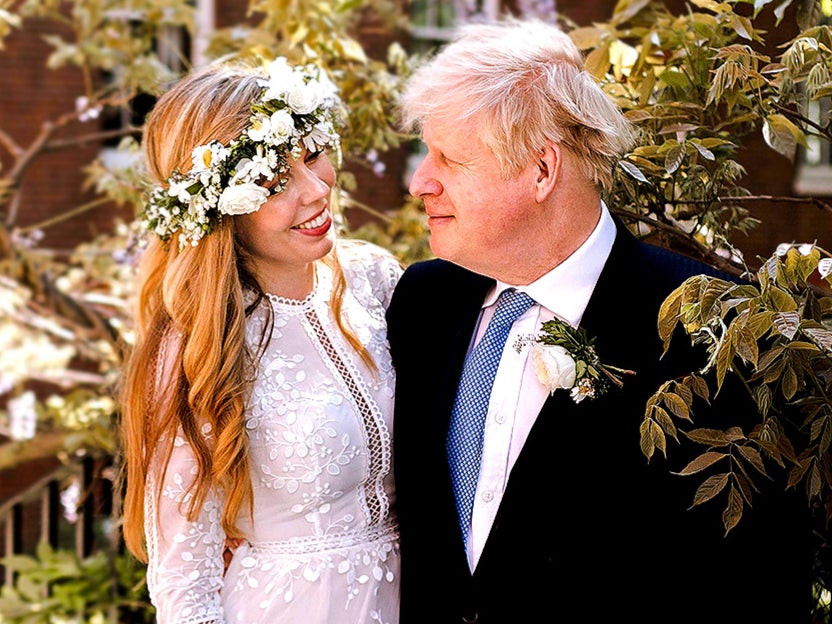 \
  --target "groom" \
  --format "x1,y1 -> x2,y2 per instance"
386,17 -> 814,624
